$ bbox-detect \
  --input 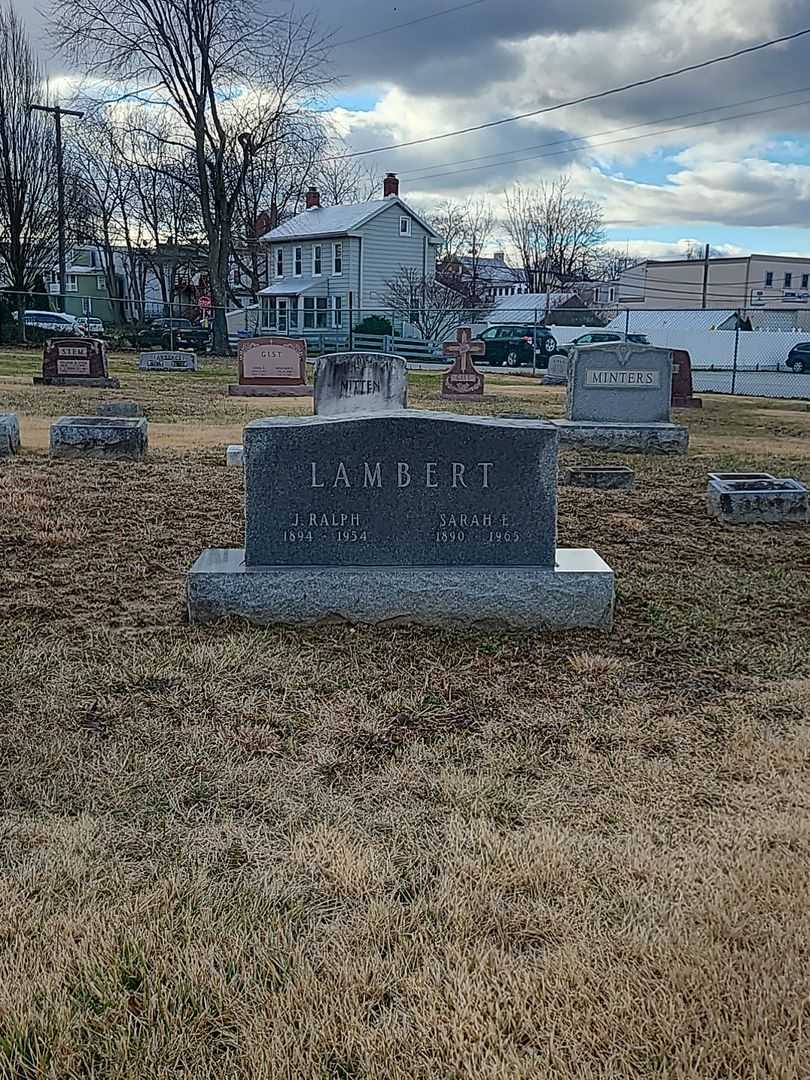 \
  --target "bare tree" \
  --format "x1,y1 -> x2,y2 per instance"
315,154 -> 380,206
0,1 -> 60,338
503,177 -> 605,292
53,0 -> 330,352
379,268 -> 489,344
465,197 -> 494,302
427,199 -> 471,264
594,247 -> 637,282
